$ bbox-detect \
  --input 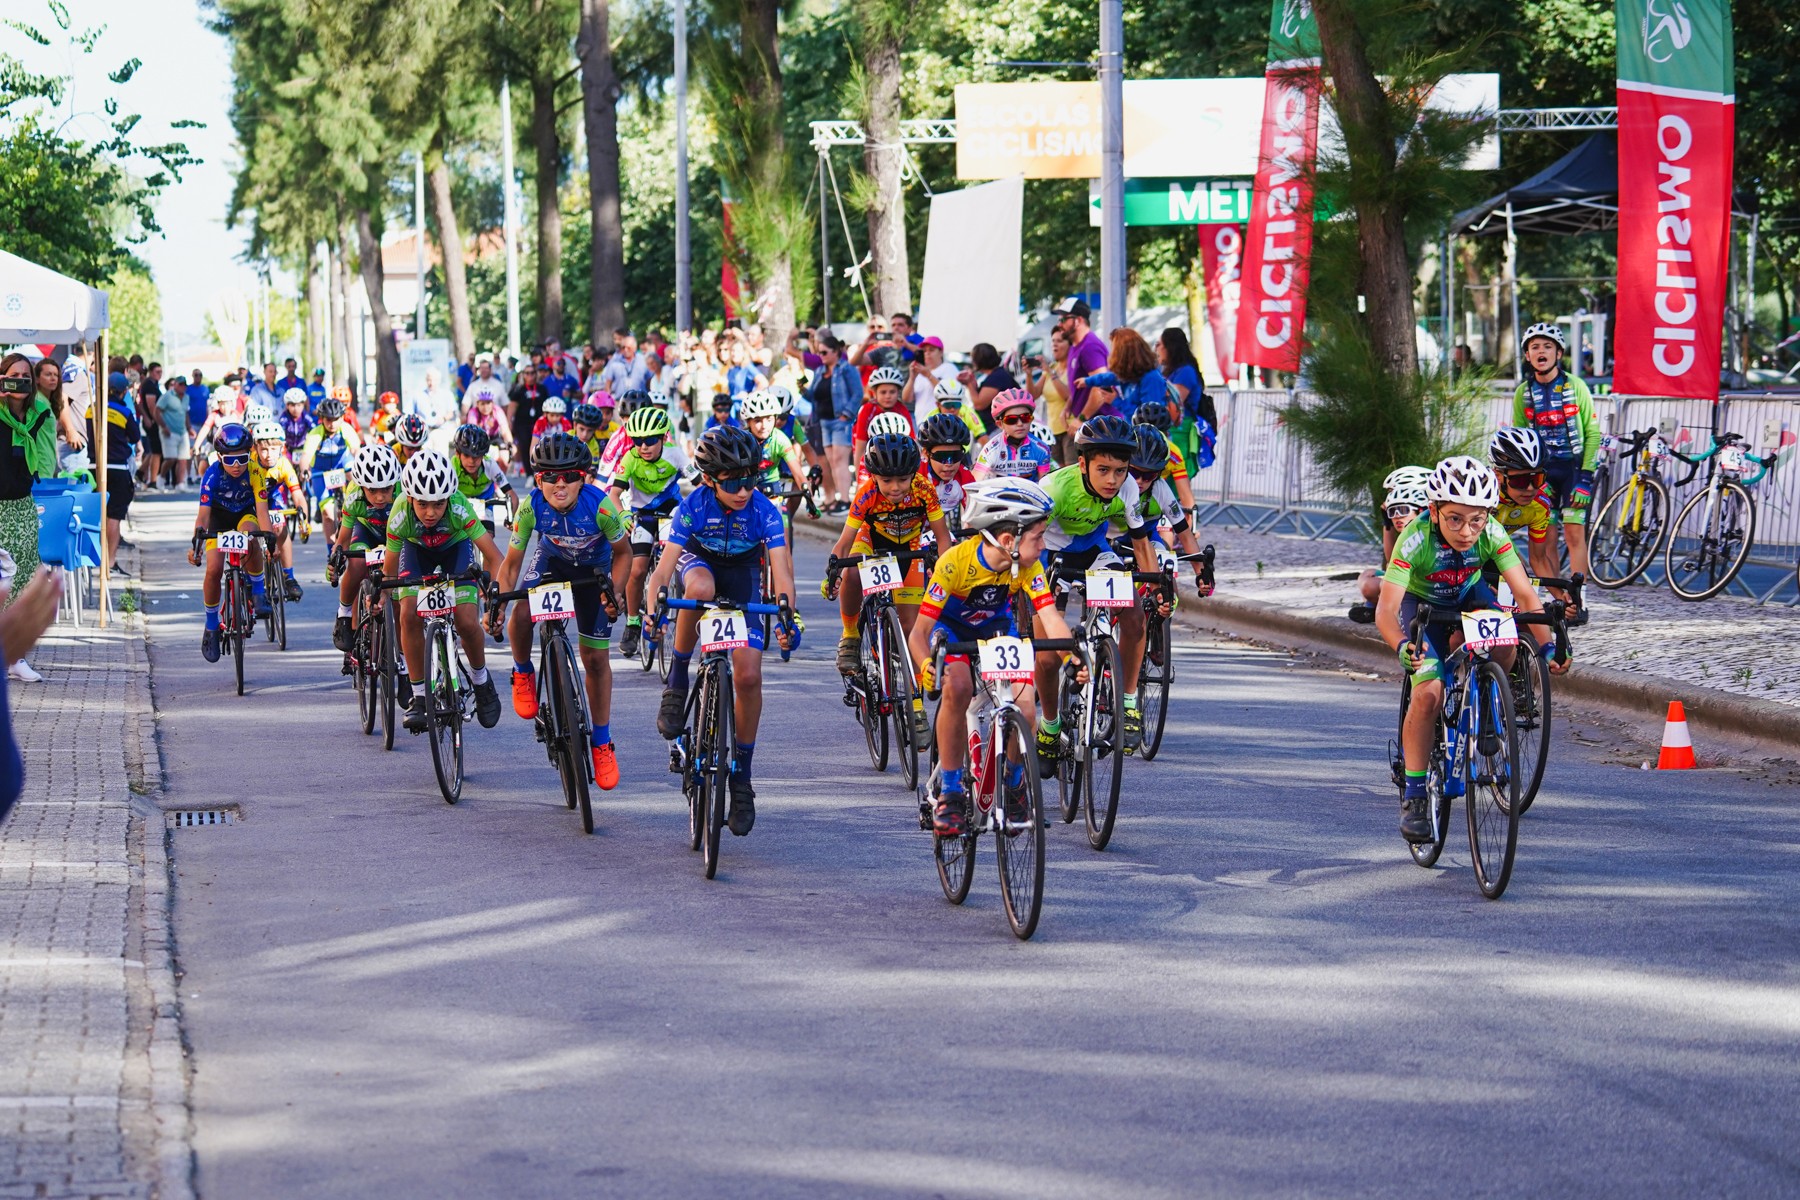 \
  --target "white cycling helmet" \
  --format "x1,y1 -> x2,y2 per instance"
867,411 -> 912,440
400,448 -> 456,501
739,390 -> 783,420
1031,421 -> 1053,446
934,378 -> 969,404
1426,455 -> 1500,508
353,441 -> 402,490
282,386 -> 309,408
250,418 -> 283,443
868,365 -> 906,390
542,396 -> 567,416
1521,322 -> 1567,353
1384,482 -> 1429,512
961,478 -> 1053,534
1488,426 -> 1543,473
766,384 -> 796,415
1382,465 -> 1432,492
